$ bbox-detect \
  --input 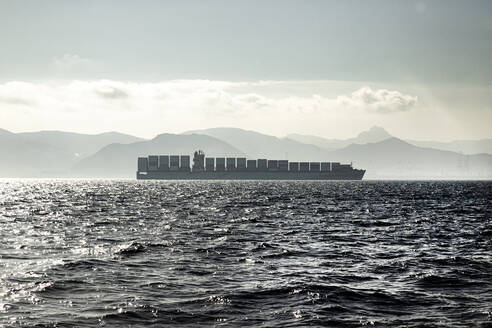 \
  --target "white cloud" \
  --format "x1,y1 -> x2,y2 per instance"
0,80 -> 419,138
336,86 -> 418,113
0,80 -> 417,114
